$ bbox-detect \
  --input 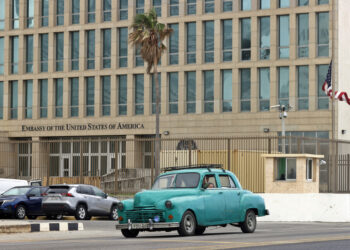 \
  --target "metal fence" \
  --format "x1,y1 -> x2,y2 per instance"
1,136 -> 350,194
